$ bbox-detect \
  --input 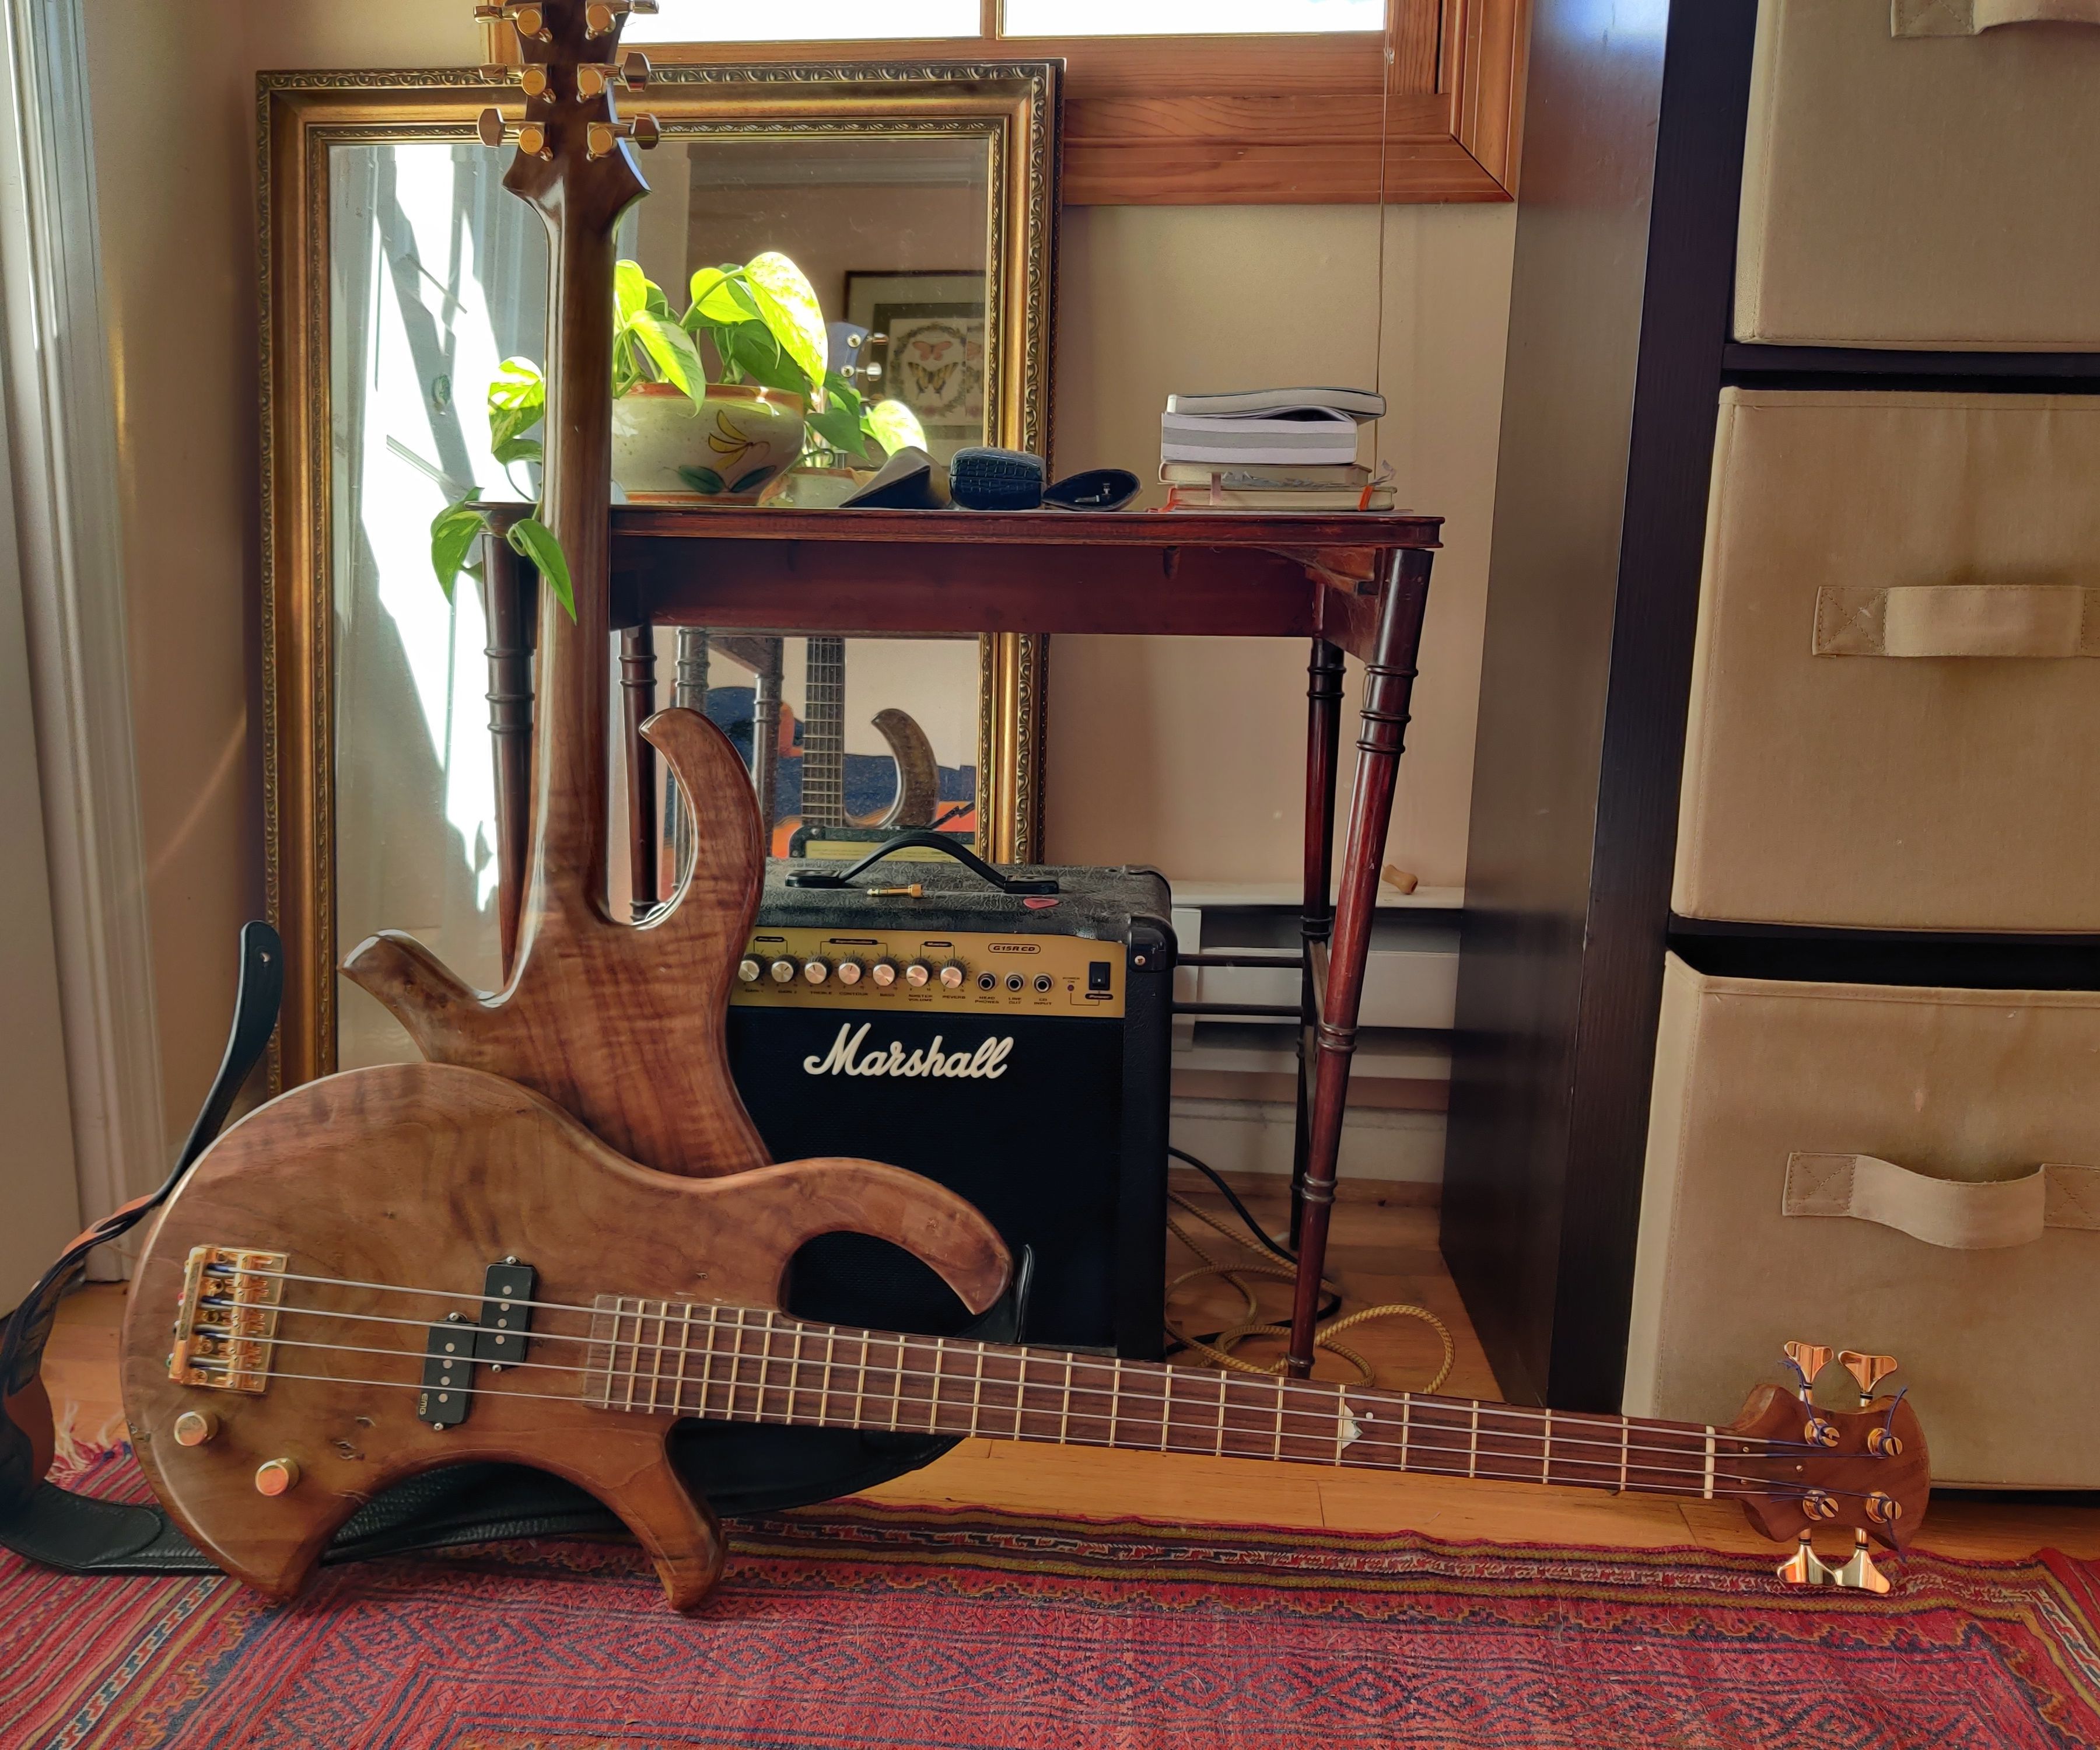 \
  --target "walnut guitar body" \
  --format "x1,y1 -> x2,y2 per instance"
121,1062 -> 1011,1611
